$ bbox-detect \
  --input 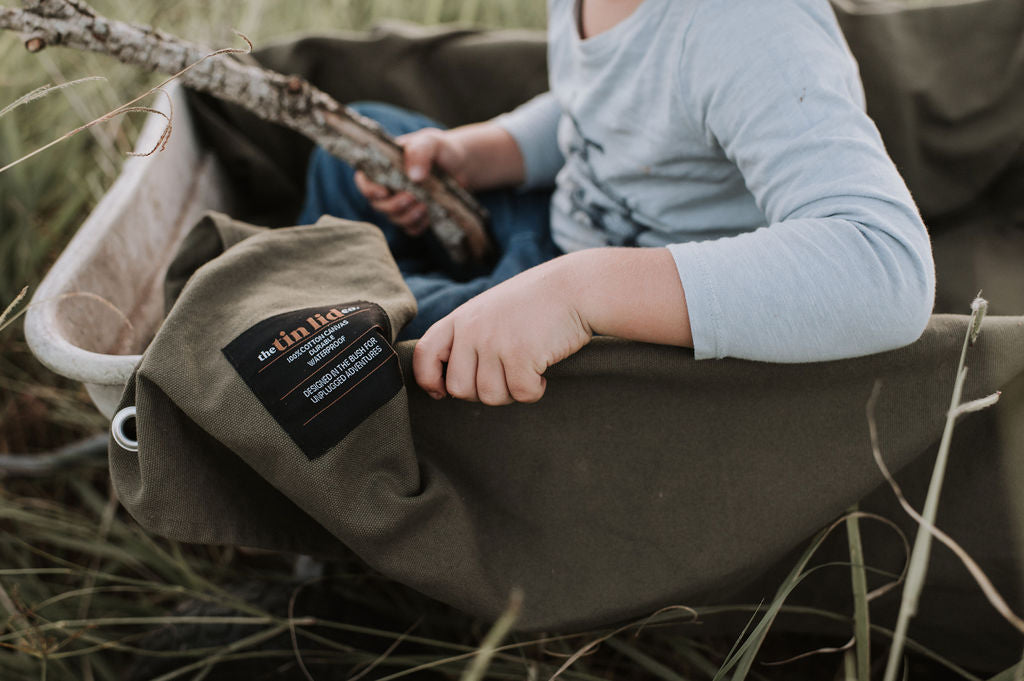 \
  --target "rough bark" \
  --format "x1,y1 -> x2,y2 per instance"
0,0 -> 492,264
